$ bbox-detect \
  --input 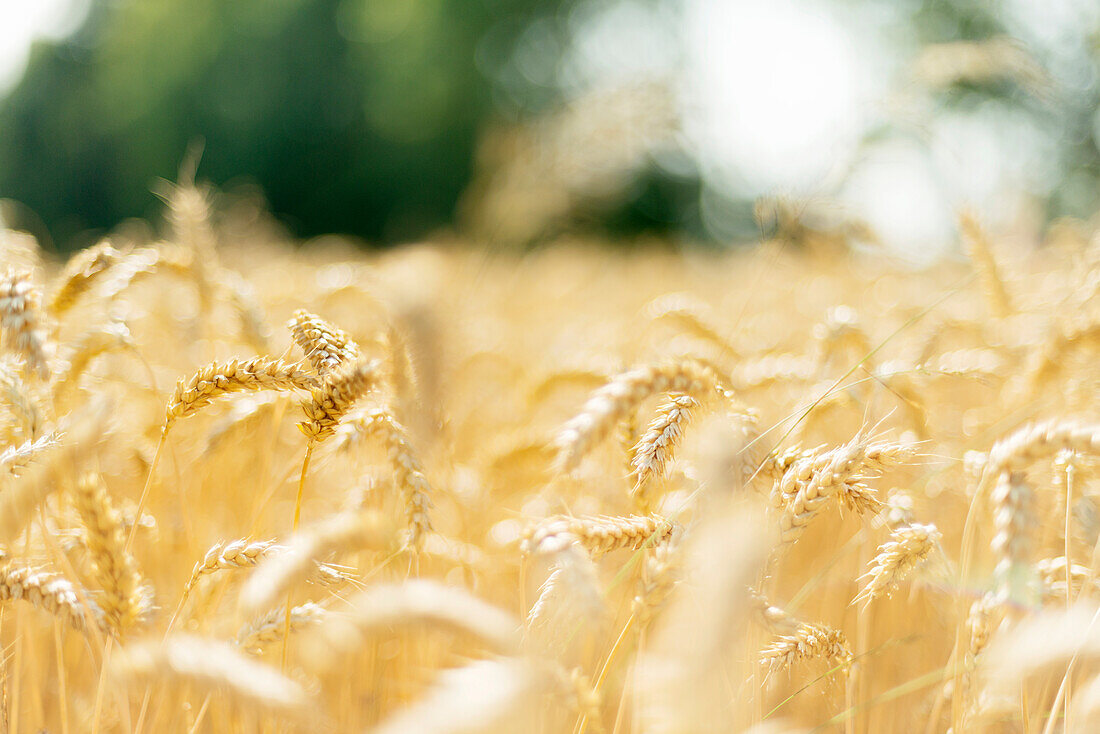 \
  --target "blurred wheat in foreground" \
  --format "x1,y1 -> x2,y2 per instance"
0,191 -> 1098,734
